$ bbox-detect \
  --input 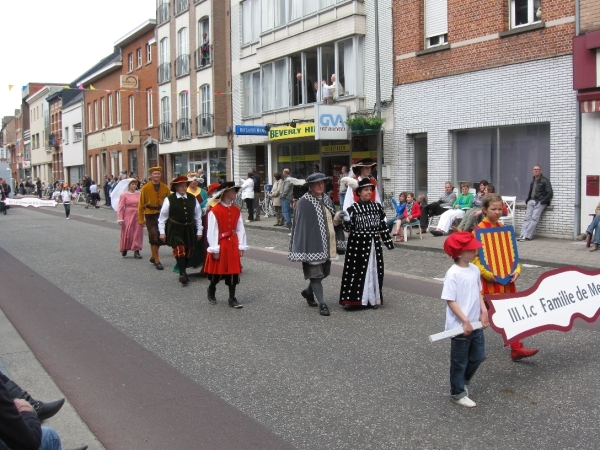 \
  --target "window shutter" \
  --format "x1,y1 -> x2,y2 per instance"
424,0 -> 448,38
